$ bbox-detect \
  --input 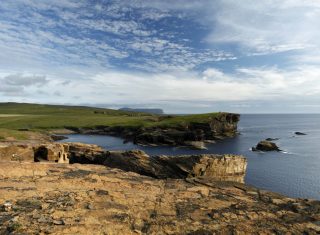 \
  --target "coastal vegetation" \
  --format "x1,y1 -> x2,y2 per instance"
0,102 -> 225,141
